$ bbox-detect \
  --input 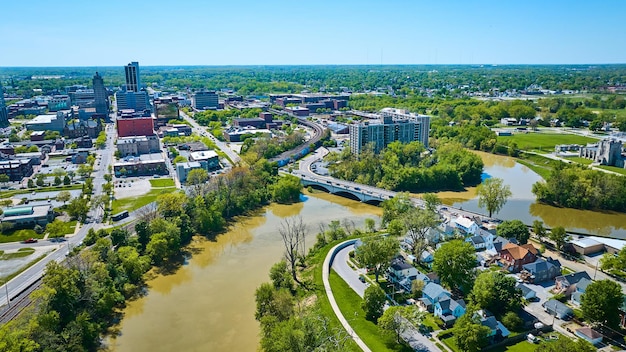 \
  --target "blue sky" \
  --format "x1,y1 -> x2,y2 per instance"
0,0 -> 624,66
